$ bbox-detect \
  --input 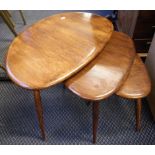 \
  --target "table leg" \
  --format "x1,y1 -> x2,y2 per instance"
19,10 -> 26,25
136,98 -> 142,131
33,90 -> 45,140
92,101 -> 99,144
0,64 -> 6,72
3,11 -> 15,27
5,10 -> 11,17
